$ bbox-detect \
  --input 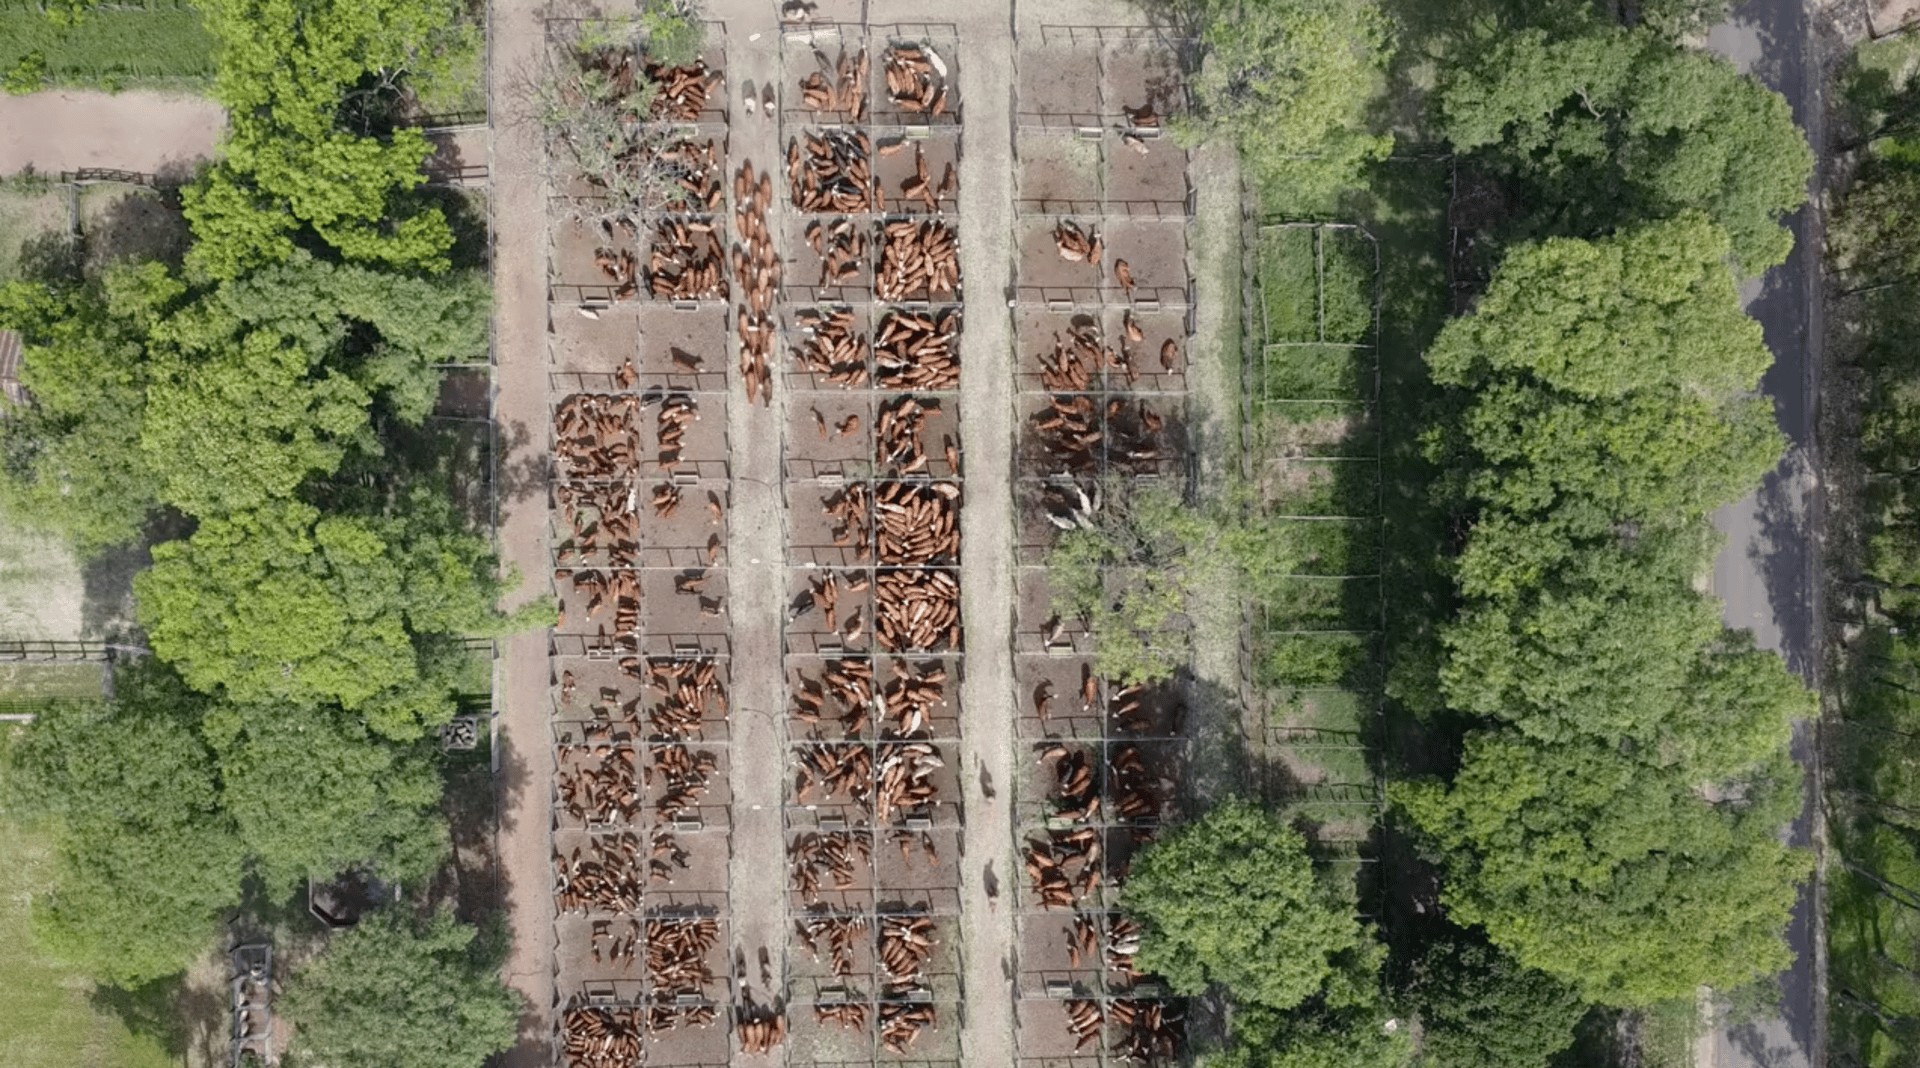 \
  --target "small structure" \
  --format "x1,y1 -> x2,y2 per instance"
439,714 -> 479,750
0,329 -> 23,407
307,869 -> 396,929
230,943 -> 272,1066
